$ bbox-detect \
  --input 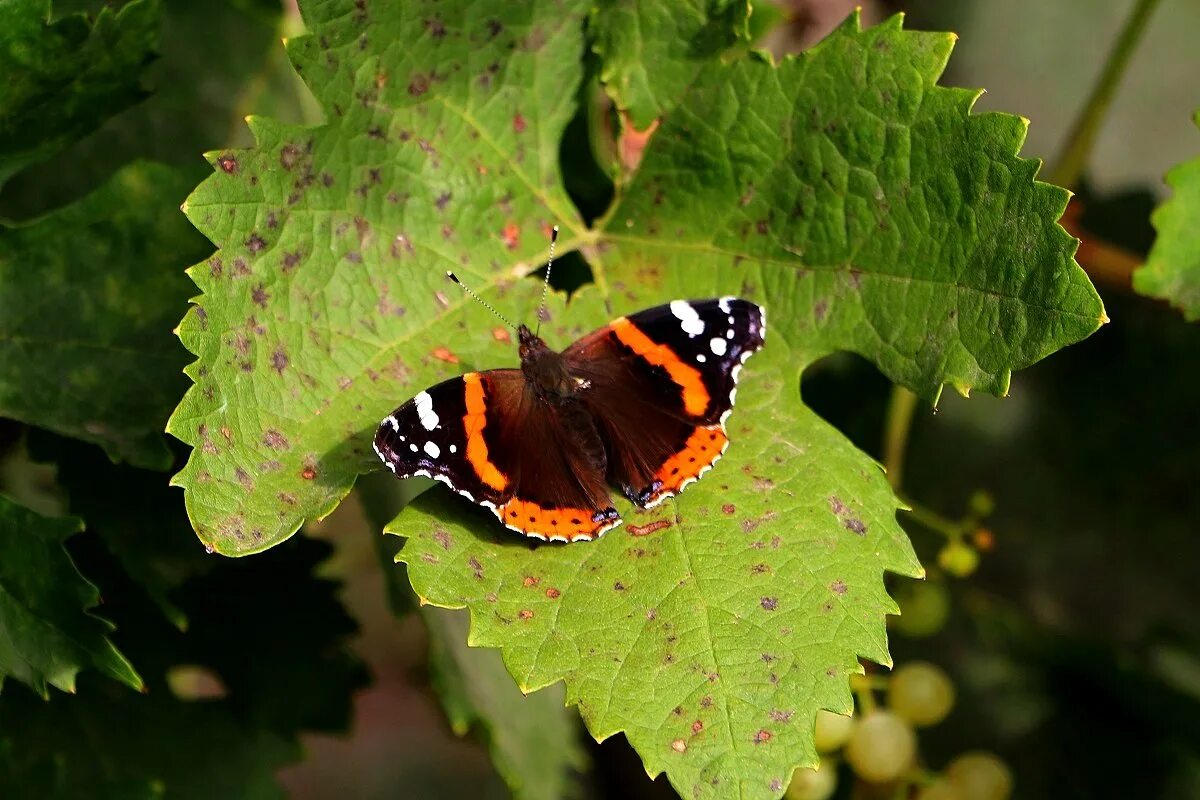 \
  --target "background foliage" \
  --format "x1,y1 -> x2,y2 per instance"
0,0 -> 1196,798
